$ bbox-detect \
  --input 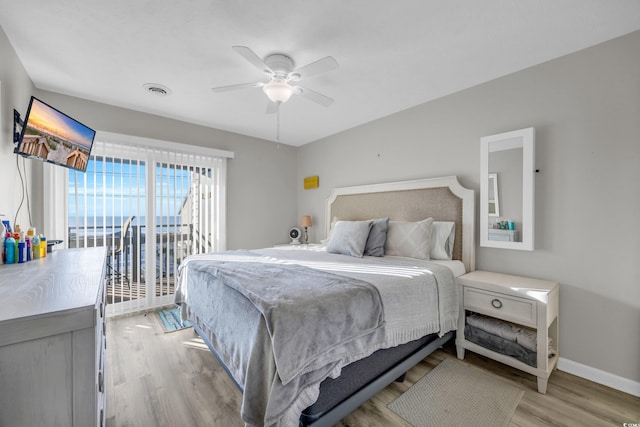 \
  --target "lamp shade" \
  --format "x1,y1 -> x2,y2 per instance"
300,215 -> 312,228
263,78 -> 294,103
